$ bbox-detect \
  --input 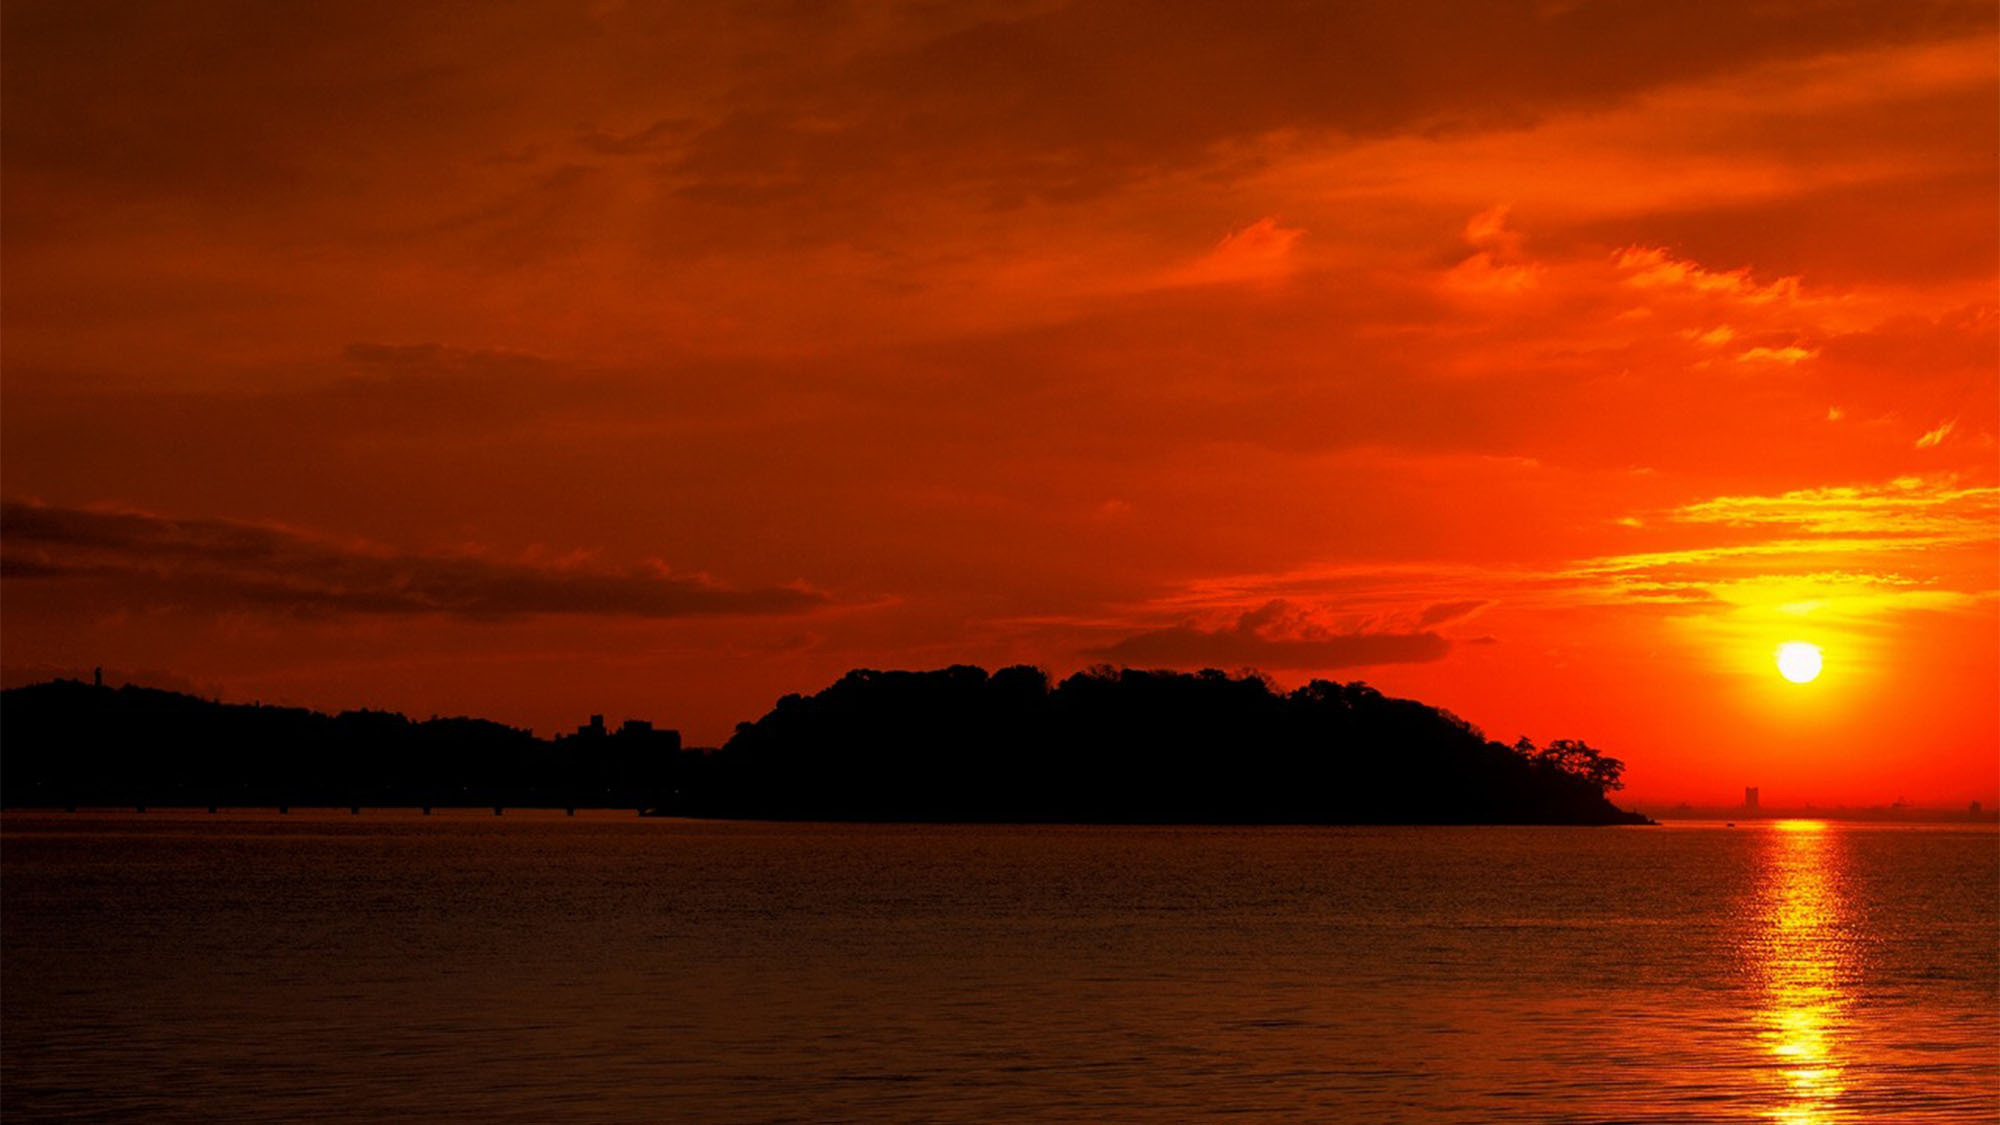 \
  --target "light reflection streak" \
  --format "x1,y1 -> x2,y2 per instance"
1755,820 -> 1853,1124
